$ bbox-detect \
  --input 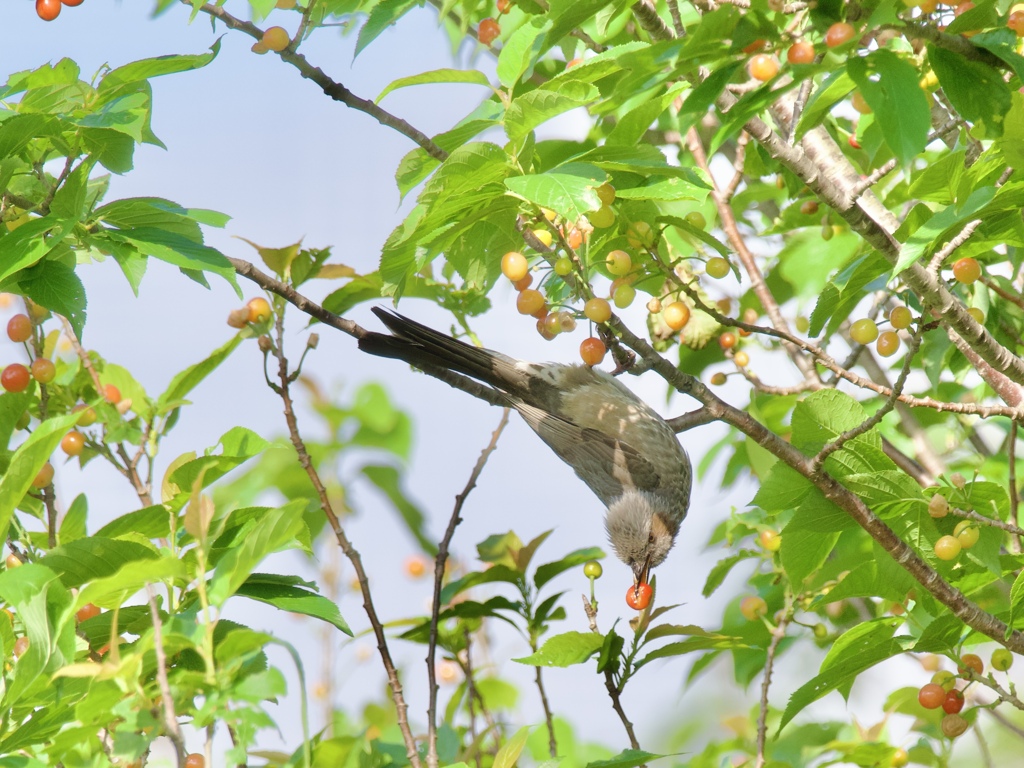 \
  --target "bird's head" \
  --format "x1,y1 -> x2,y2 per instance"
604,490 -> 678,587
